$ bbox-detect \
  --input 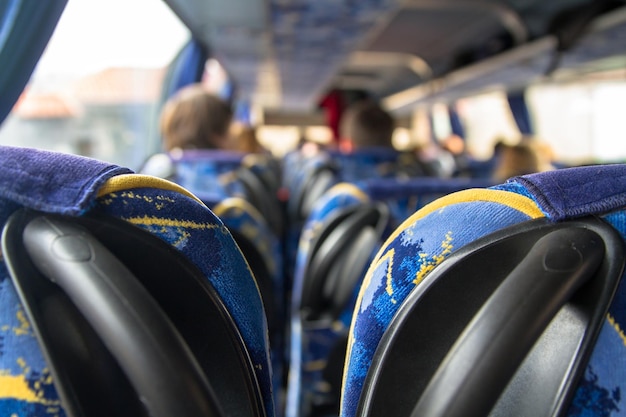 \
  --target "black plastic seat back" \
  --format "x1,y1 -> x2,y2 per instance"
235,164 -> 285,238
301,202 -> 390,322
289,160 -> 339,224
